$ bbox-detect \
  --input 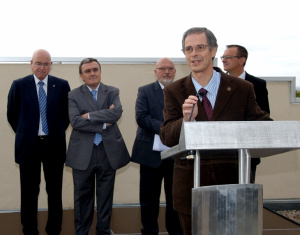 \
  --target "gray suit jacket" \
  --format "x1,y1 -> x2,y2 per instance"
66,83 -> 130,171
